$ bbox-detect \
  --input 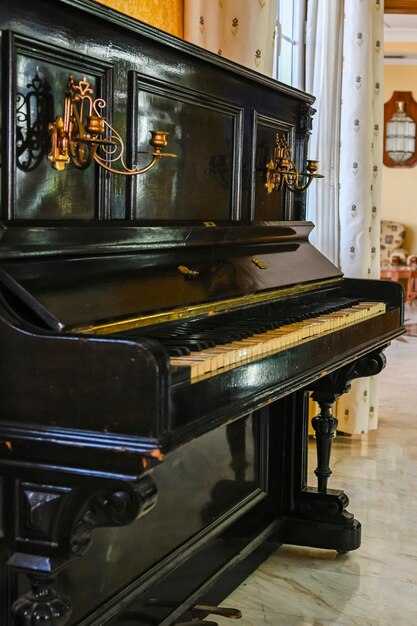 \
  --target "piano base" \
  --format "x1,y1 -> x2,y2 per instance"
276,510 -> 362,553
6,368 -> 370,625
106,518 -> 282,626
